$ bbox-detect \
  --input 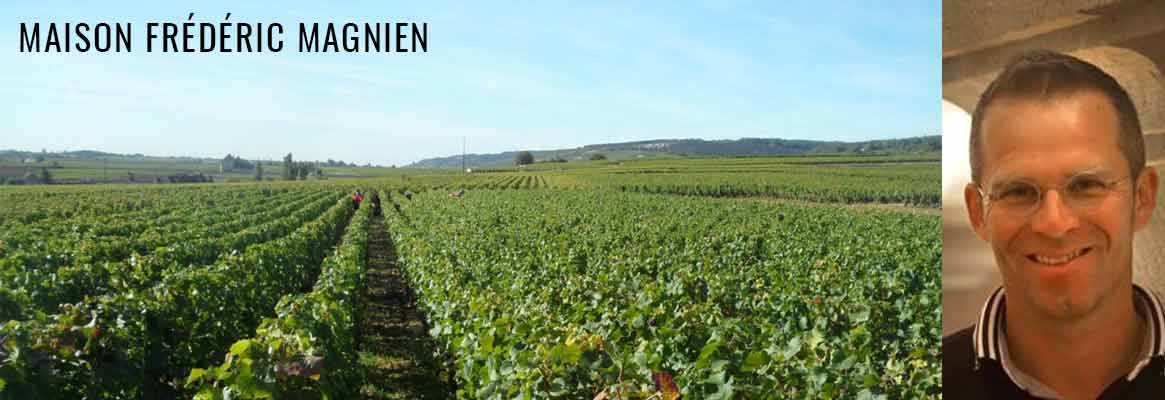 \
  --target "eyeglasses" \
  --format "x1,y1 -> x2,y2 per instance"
976,173 -> 1132,218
